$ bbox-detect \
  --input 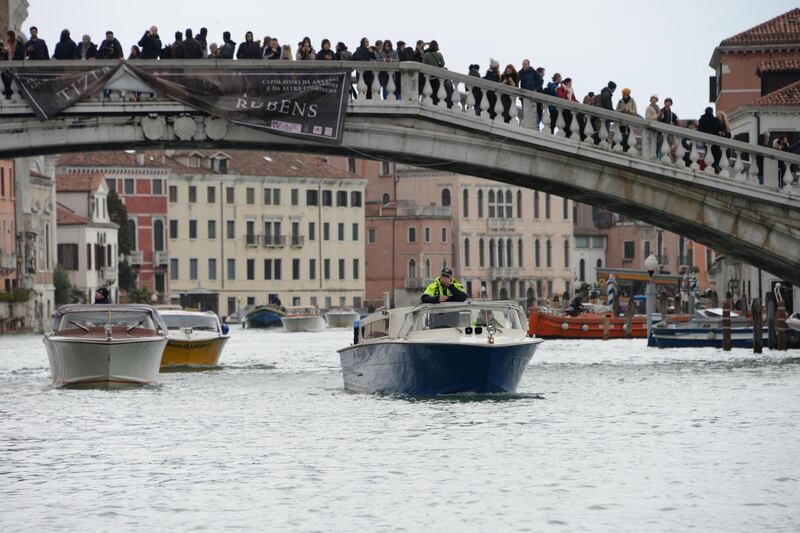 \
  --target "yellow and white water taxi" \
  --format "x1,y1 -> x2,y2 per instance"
159,309 -> 230,369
